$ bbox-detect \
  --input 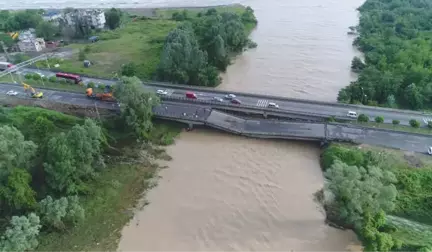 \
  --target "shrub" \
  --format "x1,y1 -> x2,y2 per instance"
428,121 -> 432,129
375,116 -> 384,123
41,77 -> 48,82
32,74 -> 41,81
392,120 -> 400,125
327,116 -> 336,122
358,114 -> 369,122
78,49 -> 86,61
409,119 -> 420,128
48,76 -> 57,83
98,84 -> 105,90
87,82 -> 95,88
25,73 -> 33,79
59,79 -> 67,84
